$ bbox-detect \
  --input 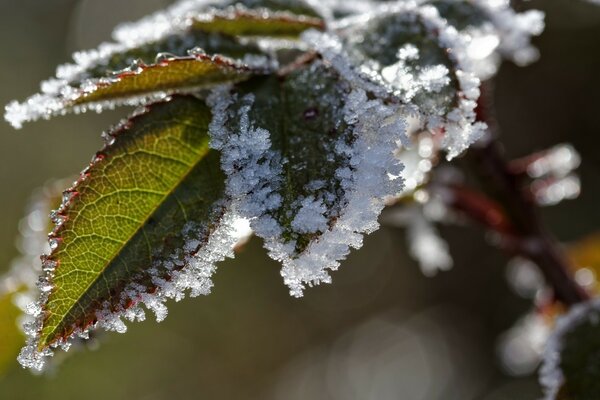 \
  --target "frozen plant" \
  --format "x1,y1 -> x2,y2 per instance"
2,0 -> 599,398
